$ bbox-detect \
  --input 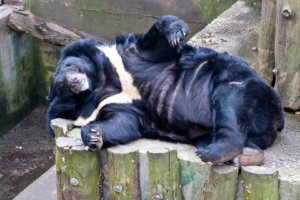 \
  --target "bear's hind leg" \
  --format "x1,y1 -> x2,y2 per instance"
193,134 -> 213,148
196,88 -> 245,164
230,140 -> 264,167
